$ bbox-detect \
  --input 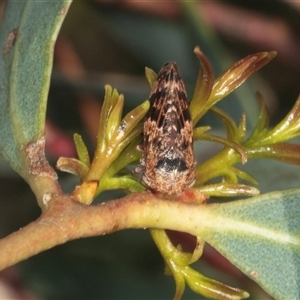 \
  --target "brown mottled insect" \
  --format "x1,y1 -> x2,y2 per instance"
140,62 -> 196,195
